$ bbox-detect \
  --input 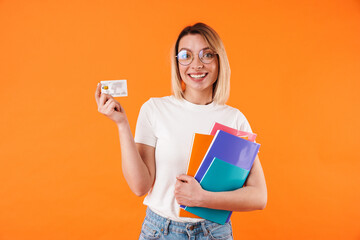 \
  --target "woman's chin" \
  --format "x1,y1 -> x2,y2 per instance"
184,83 -> 213,93
184,78 -> 215,91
